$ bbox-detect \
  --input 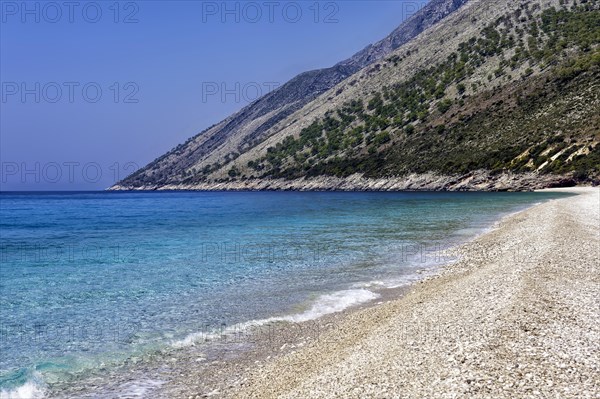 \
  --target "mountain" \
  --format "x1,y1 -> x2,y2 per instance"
112,0 -> 599,191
